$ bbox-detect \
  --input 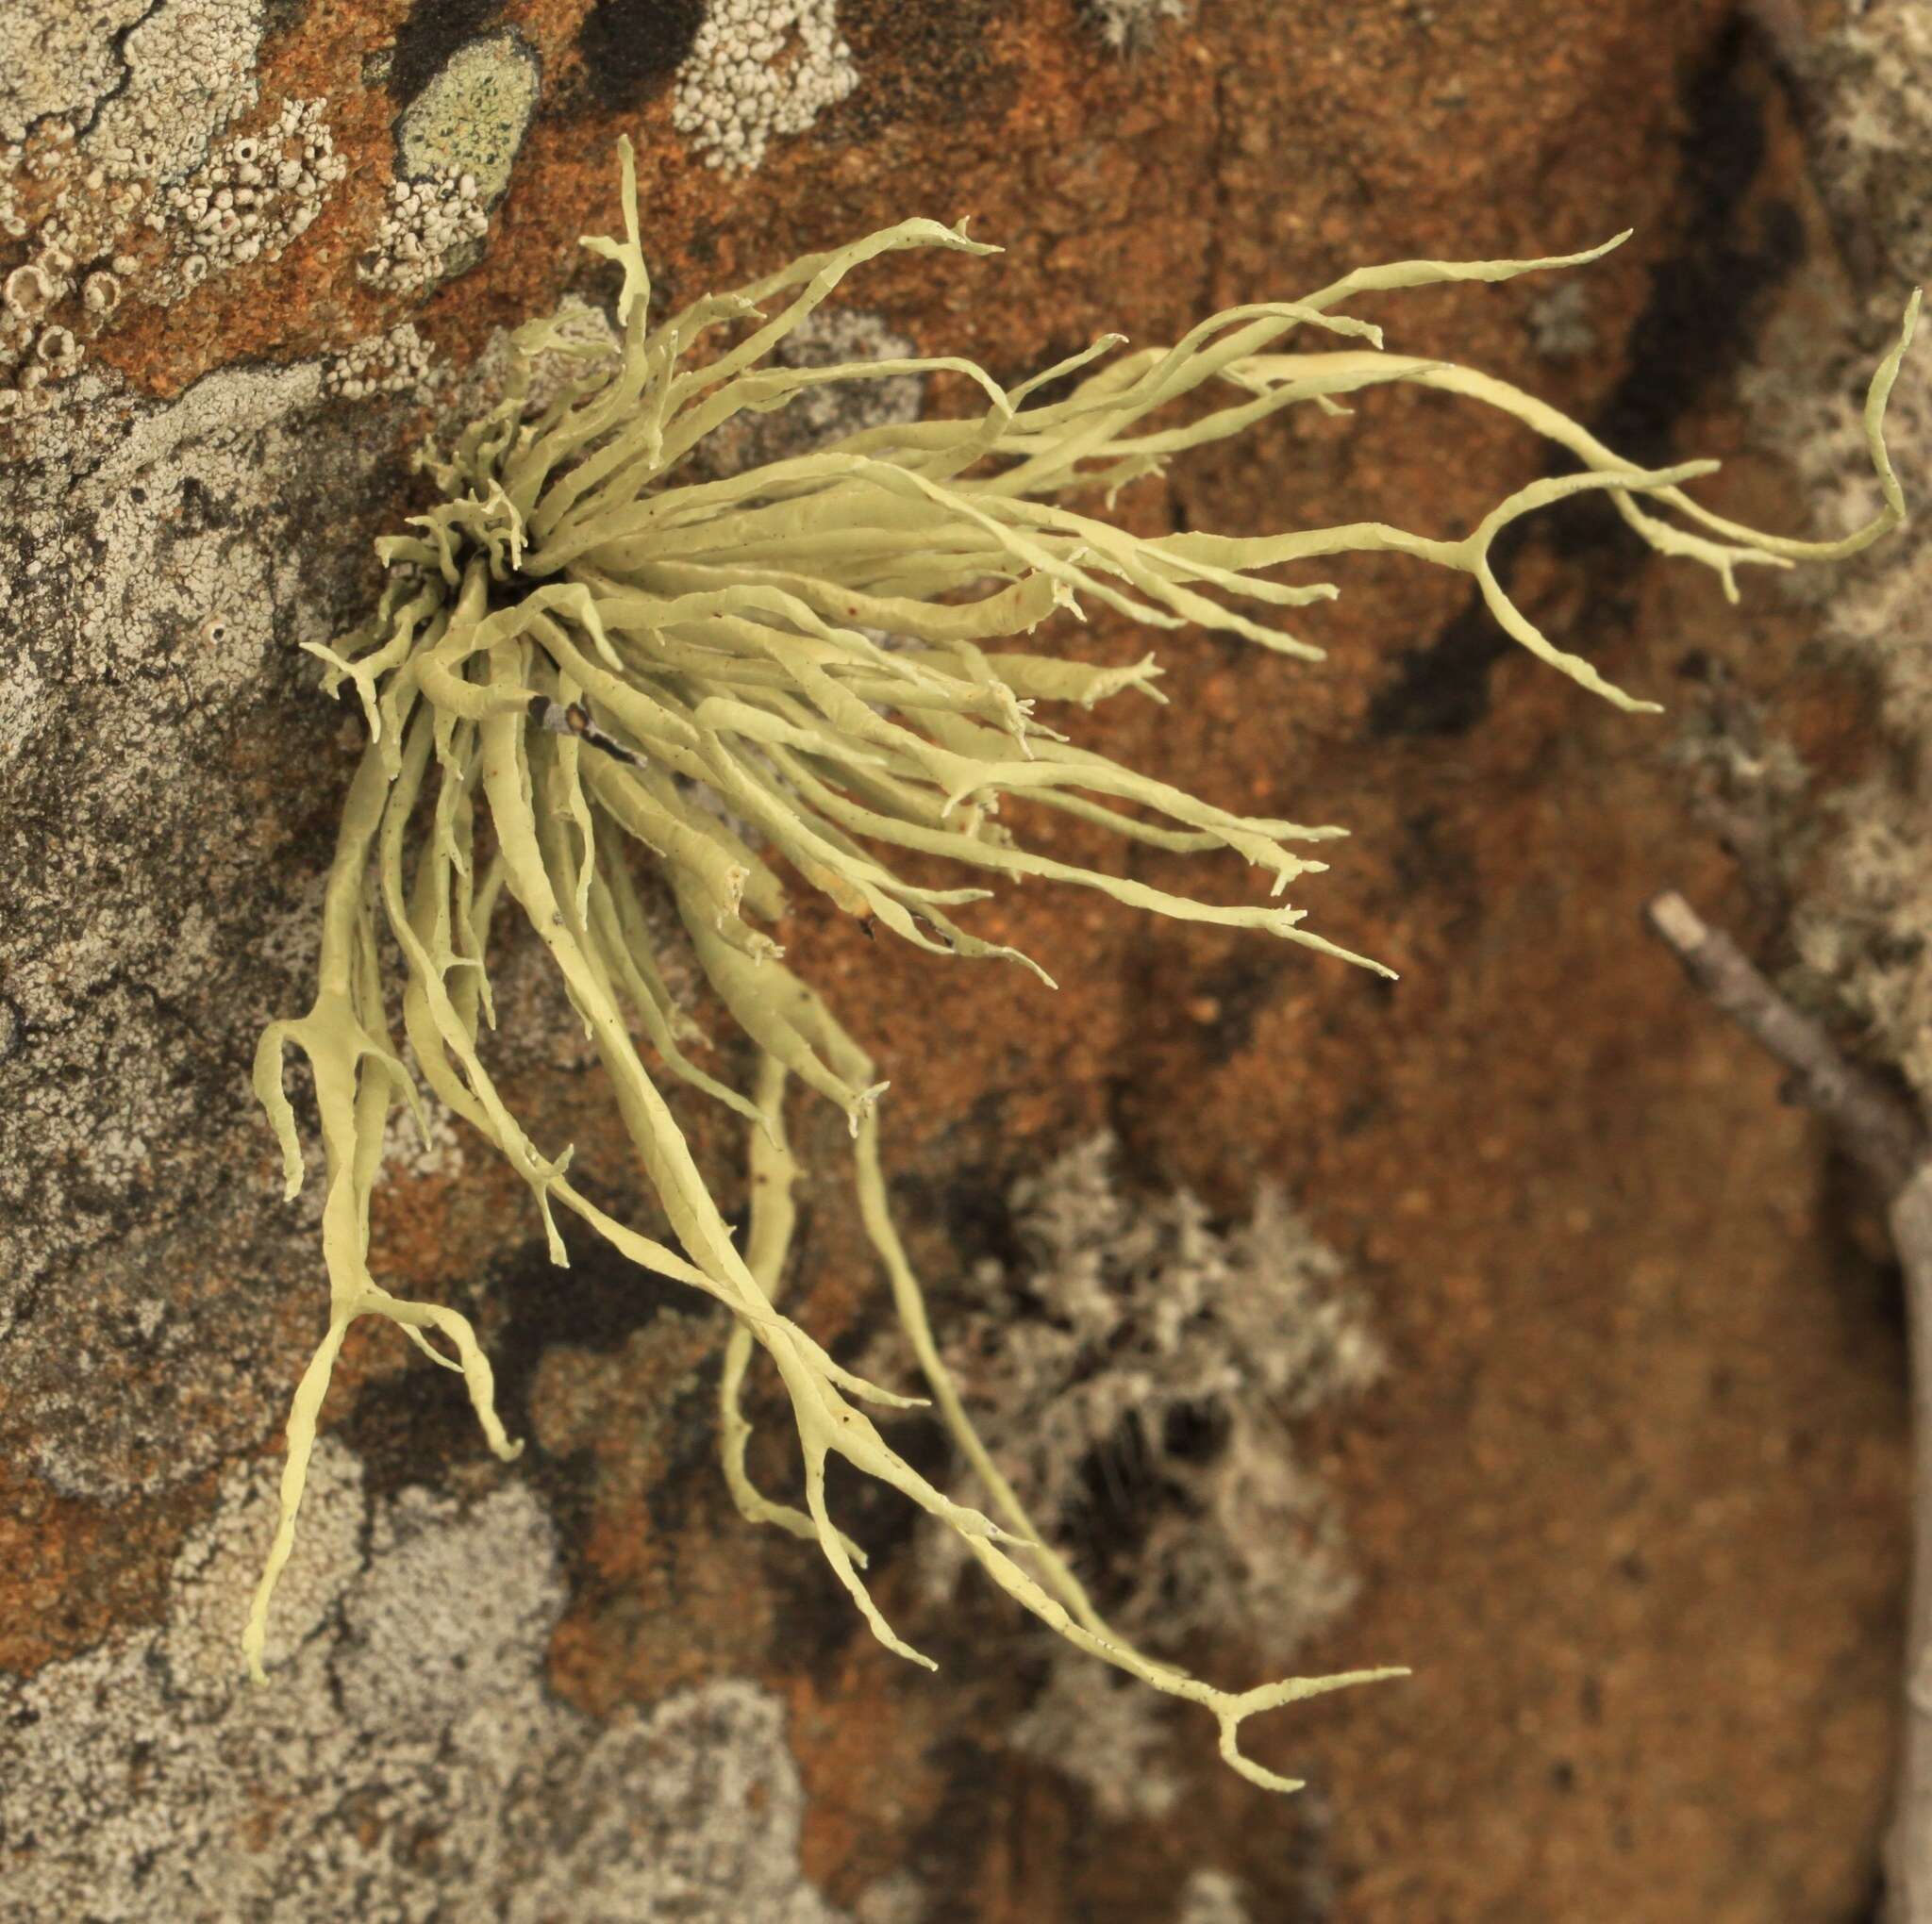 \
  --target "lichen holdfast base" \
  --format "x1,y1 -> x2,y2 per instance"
251,138 -> 1916,1795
